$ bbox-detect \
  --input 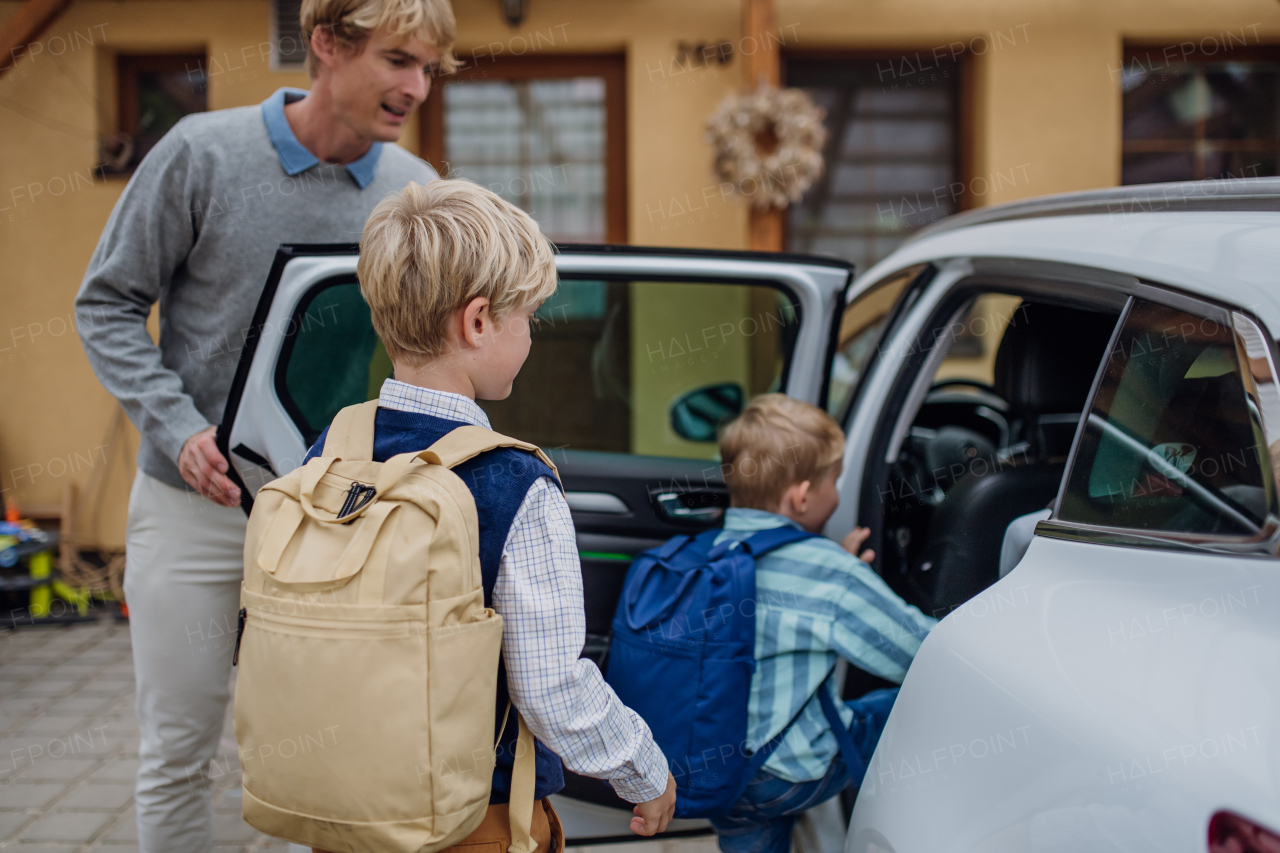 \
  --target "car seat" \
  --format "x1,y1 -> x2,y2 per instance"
909,302 -> 1120,614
